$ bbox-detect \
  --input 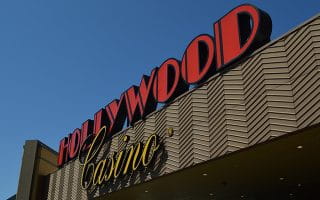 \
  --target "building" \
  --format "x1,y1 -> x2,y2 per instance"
14,4 -> 320,200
